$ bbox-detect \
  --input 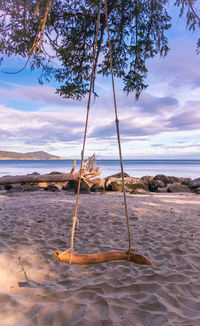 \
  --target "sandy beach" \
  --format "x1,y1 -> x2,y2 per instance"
0,190 -> 200,326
